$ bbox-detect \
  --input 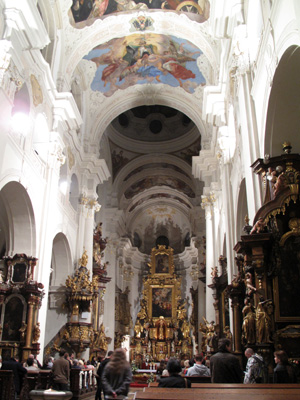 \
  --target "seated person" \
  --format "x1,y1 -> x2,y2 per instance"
186,354 -> 210,376
158,358 -> 191,388
25,357 -> 39,371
